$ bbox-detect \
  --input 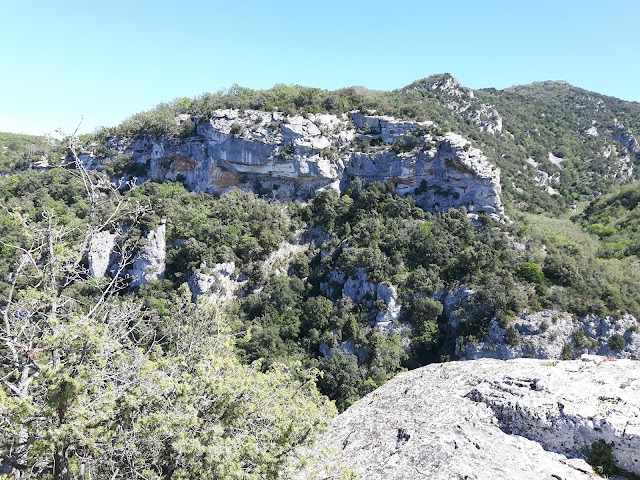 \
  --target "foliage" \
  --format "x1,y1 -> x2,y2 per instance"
504,325 -> 522,347
127,182 -> 297,283
585,440 -> 618,477
0,139 -> 334,479
5,73 -> 640,429
608,333 -> 626,352
580,181 -> 640,258
0,132 -> 62,173
517,261 -> 545,285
